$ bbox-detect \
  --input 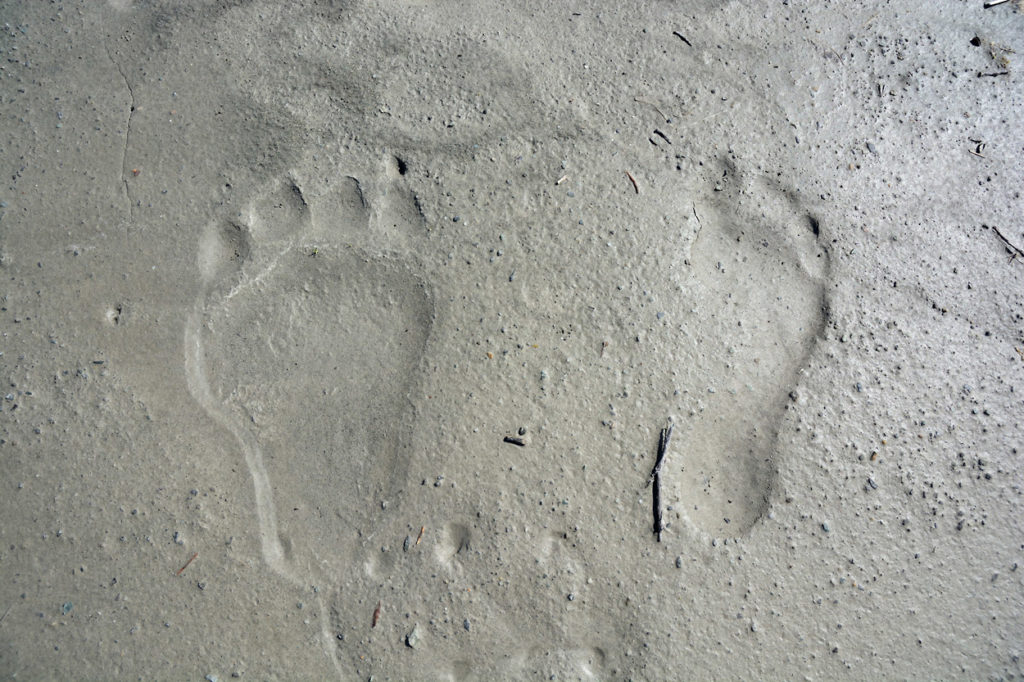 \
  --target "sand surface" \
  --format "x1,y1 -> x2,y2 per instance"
1,1 -> 1023,679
